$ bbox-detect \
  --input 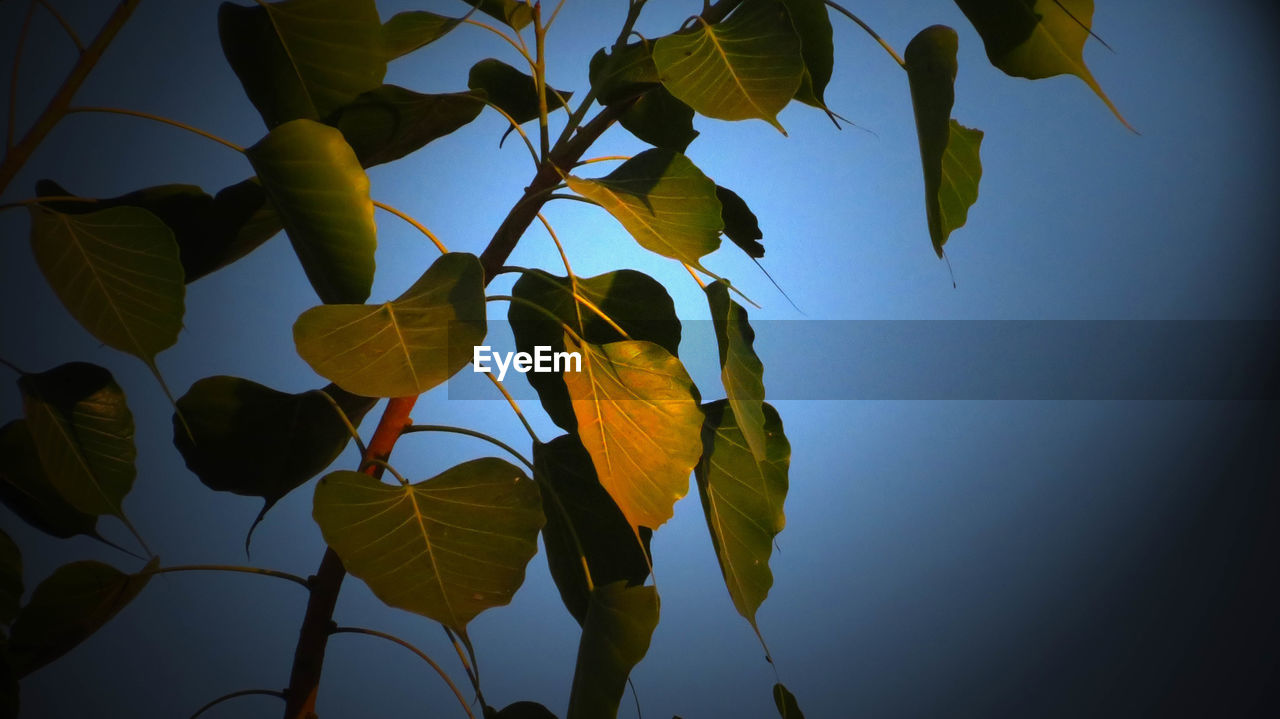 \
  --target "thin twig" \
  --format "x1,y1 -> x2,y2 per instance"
330,627 -> 477,719
6,0 -> 39,152
189,689 -> 284,719
824,0 -> 905,69
313,390 -> 368,458
146,564 -> 311,590
65,105 -> 244,151
37,0 -> 85,51
373,200 -> 449,254
402,424 -> 533,471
